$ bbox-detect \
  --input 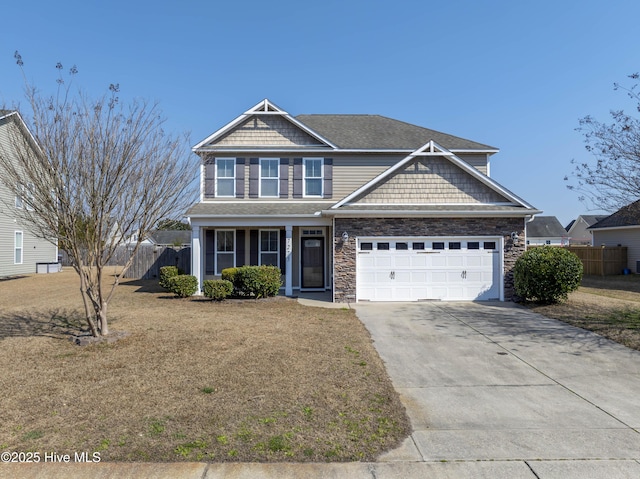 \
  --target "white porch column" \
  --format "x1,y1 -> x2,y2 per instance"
285,225 -> 293,296
191,226 -> 202,295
